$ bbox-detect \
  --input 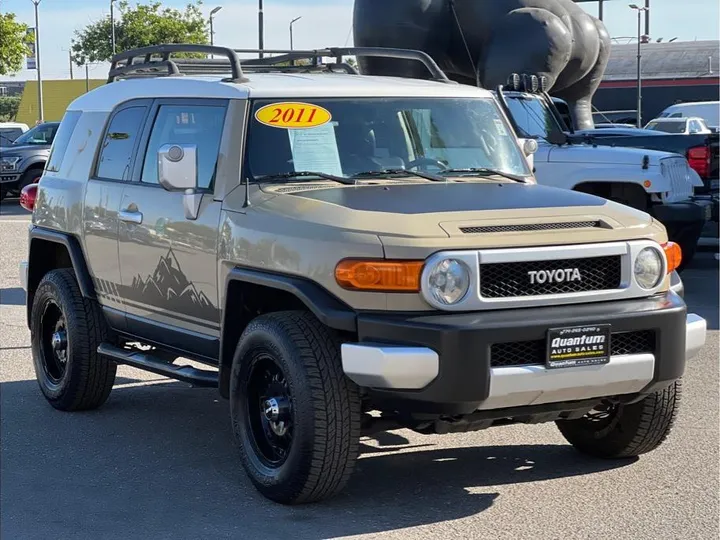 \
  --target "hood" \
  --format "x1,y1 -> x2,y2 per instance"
0,144 -> 50,154
250,180 -> 666,252
548,143 -> 678,166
